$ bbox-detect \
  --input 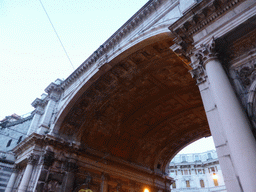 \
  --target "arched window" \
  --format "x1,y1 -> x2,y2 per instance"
213,179 -> 219,186
17,136 -> 22,144
6,139 -> 12,147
